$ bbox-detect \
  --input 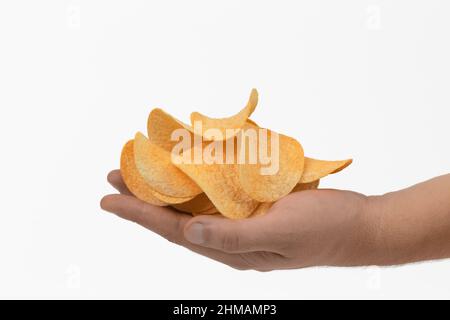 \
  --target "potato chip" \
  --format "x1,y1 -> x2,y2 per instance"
152,192 -> 195,204
192,206 -> 219,216
190,89 -> 258,141
192,212 -> 221,217
198,206 -> 219,214
120,140 -> 168,206
121,140 -> 195,205
237,126 -> 305,202
172,193 -> 215,214
299,157 -> 352,184
246,118 -> 259,127
147,108 -> 195,152
174,148 -> 259,219
134,132 -> 202,198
